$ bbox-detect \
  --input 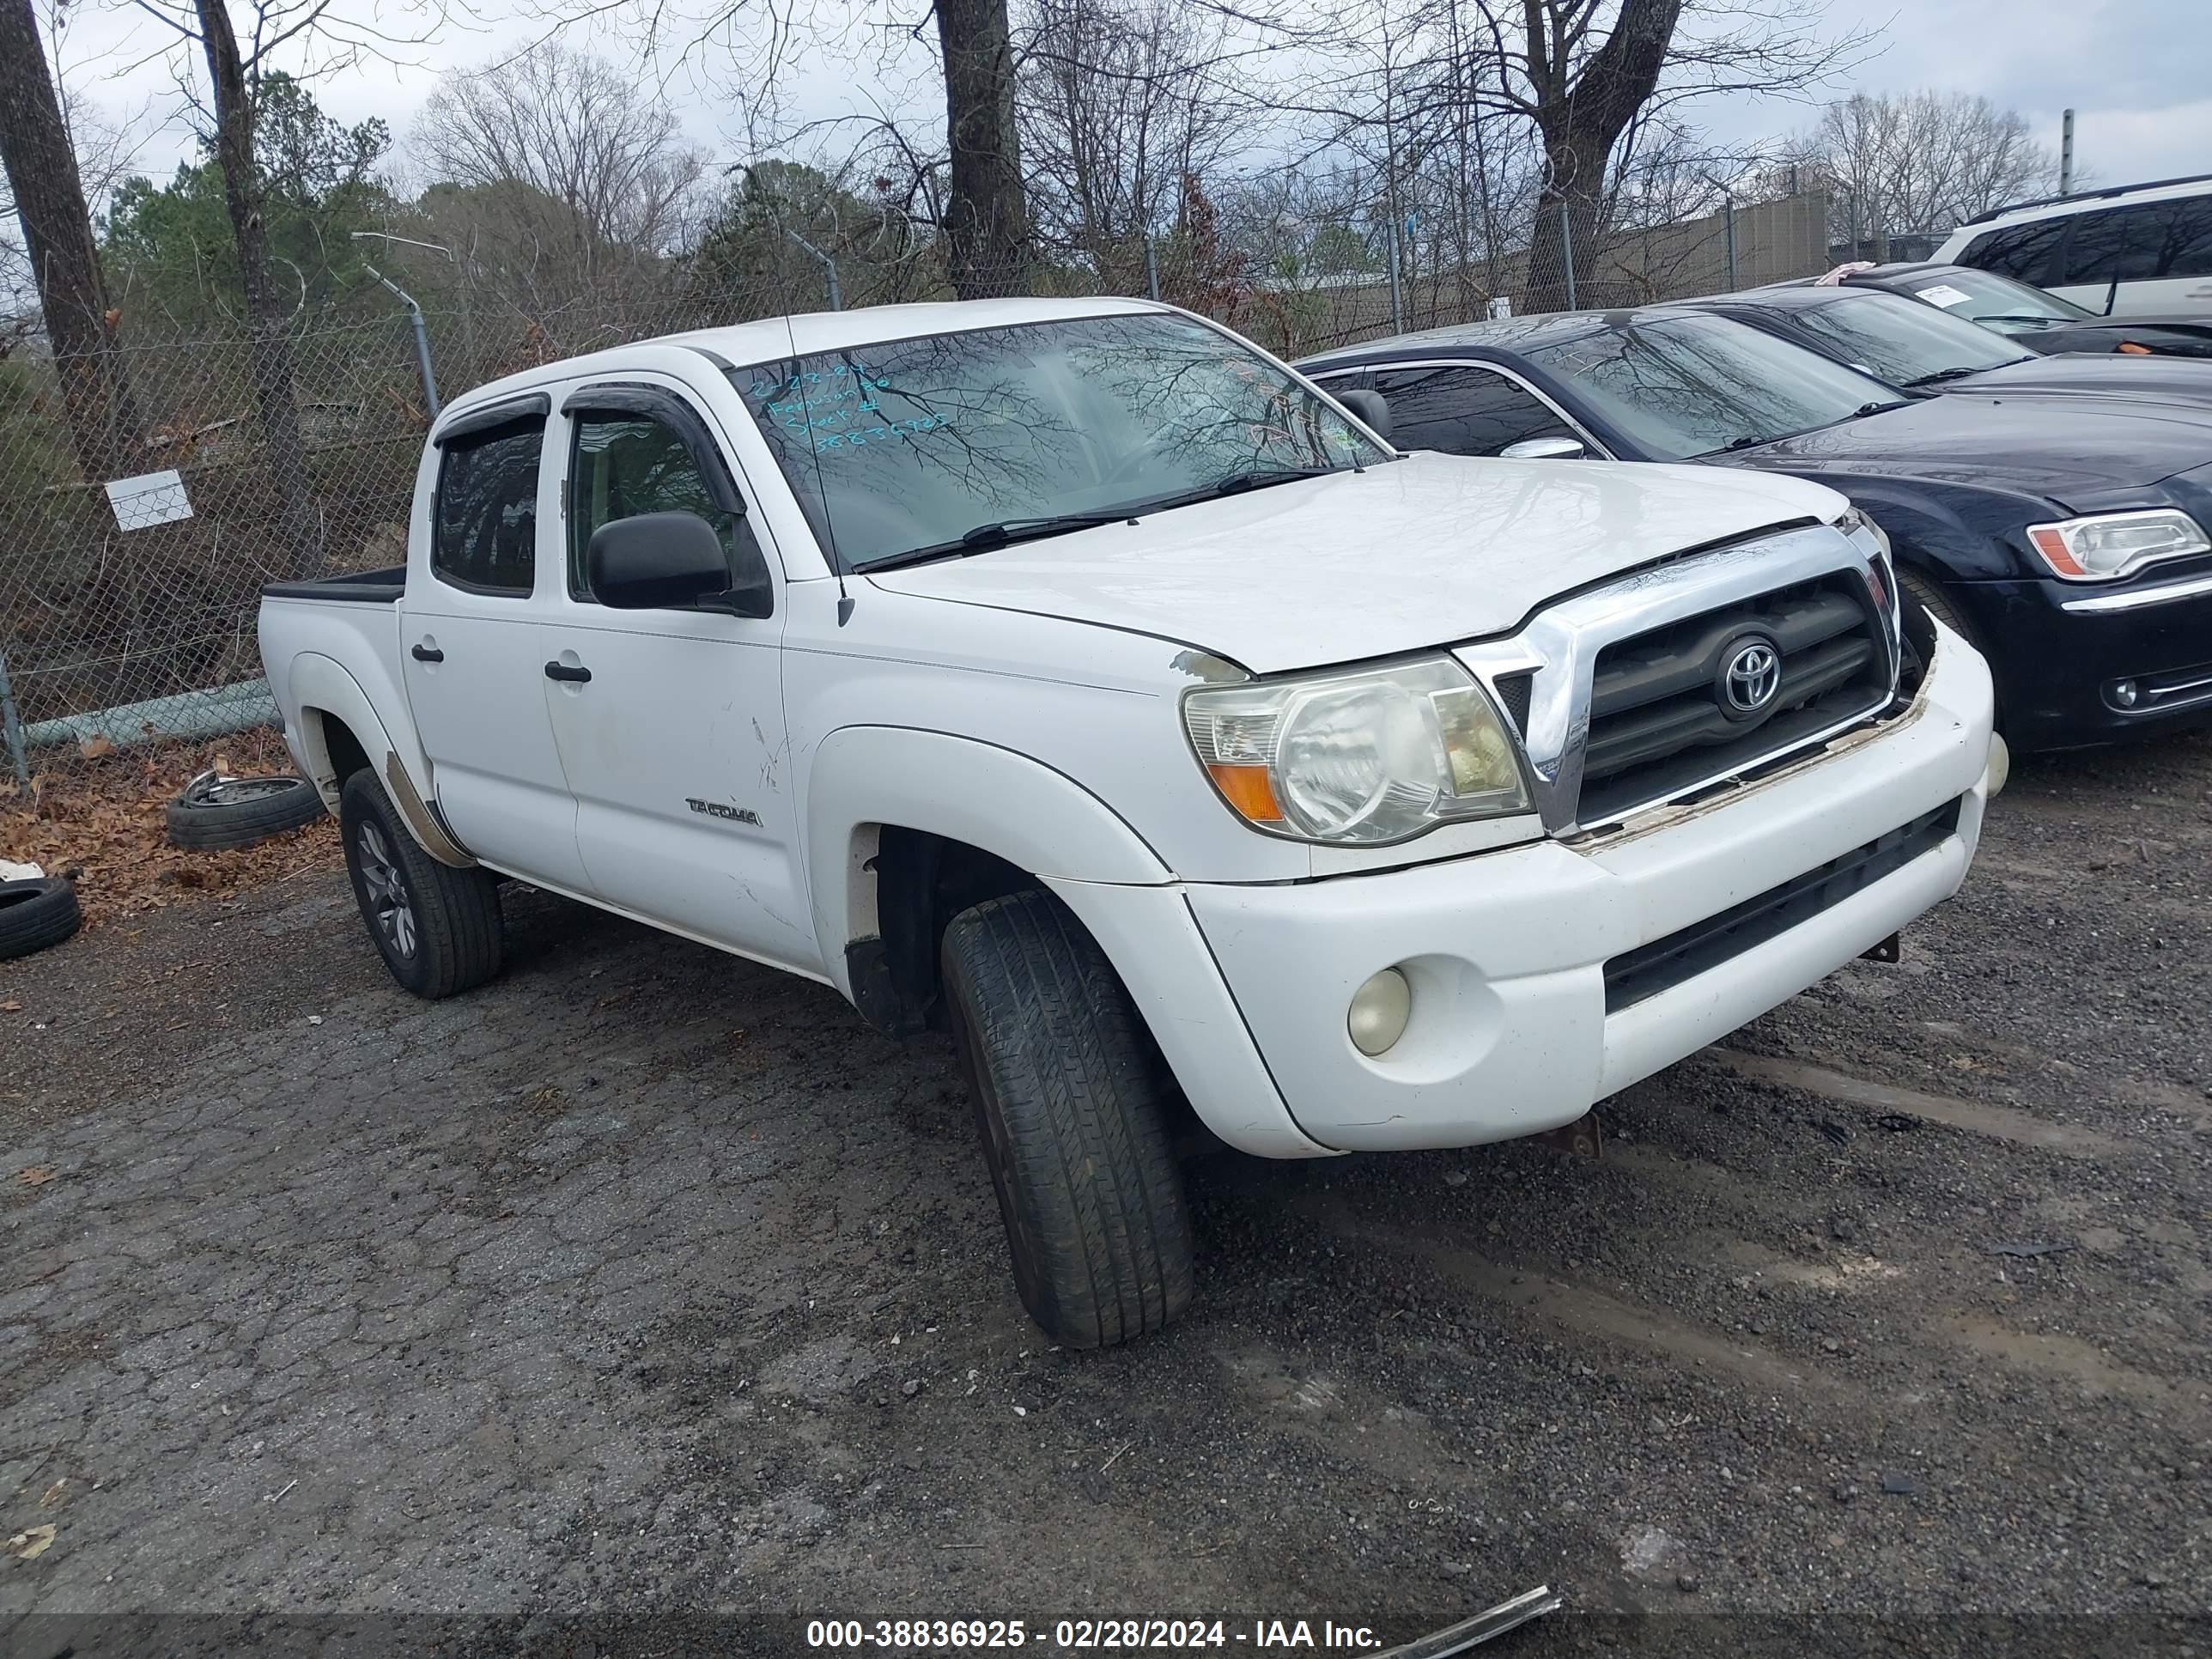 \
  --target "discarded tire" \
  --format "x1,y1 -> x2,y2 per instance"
0,878 -> 82,960
165,772 -> 326,850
